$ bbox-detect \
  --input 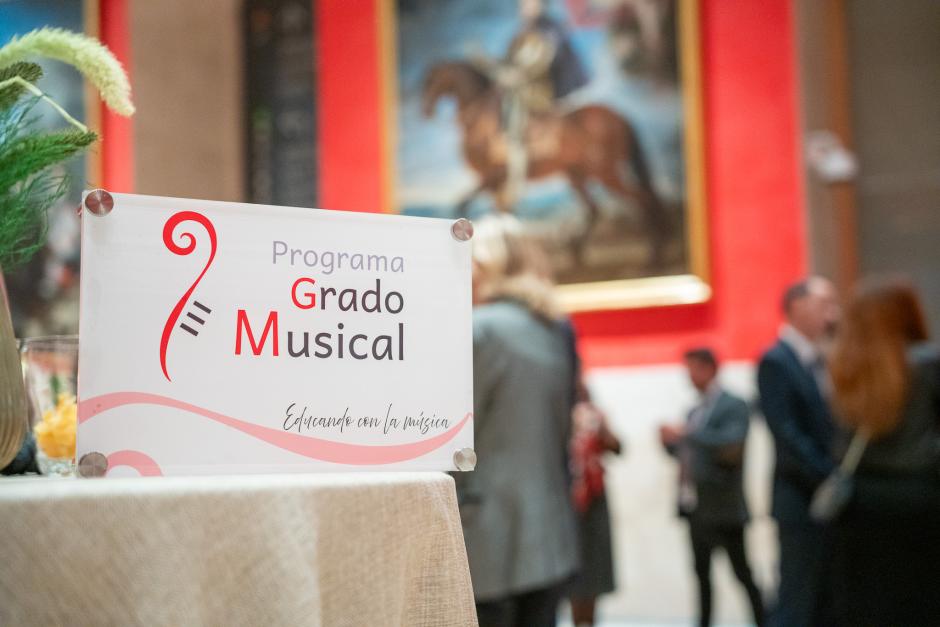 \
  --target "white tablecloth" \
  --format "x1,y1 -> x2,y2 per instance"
0,472 -> 477,627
